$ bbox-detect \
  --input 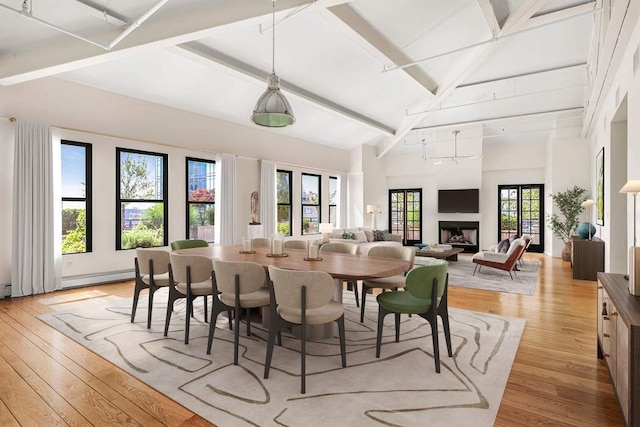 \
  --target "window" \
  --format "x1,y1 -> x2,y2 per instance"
498,184 -> 544,252
186,157 -> 216,242
116,148 -> 168,250
61,141 -> 92,254
329,176 -> 338,227
277,169 -> 292,236
389,188 -> 422,245
302,173 -> 321,235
